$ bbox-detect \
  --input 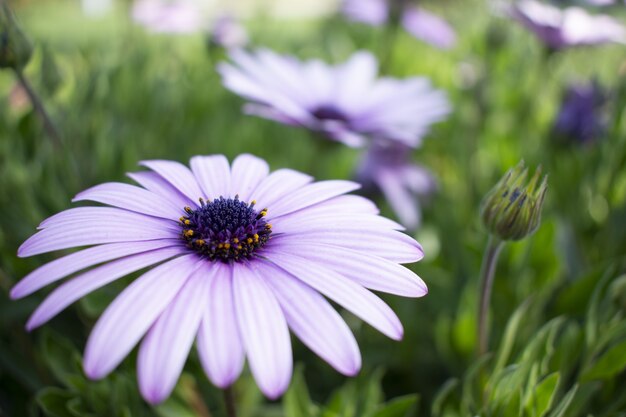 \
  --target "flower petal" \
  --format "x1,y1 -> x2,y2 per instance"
268,180 -> 361,218
271,213 -> 404,233
127,171 -> 193,209
229,154 -> 270,202
190,155 -> 232,199
197,262 -> 245,388
73,182 -> 183,220
265,250 -> 404,340
19,209 -> 178,257
26,247 -> 186,330
140,160 -> 204,203
11,239 -> 180,299
83,254 -> 199,379
252,168 -> 313,209
270,229 -> 423,264
270,241 -> 426,297
138,268 -> 208,404
232,262 -> 292,399
258,261 -> 361,375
